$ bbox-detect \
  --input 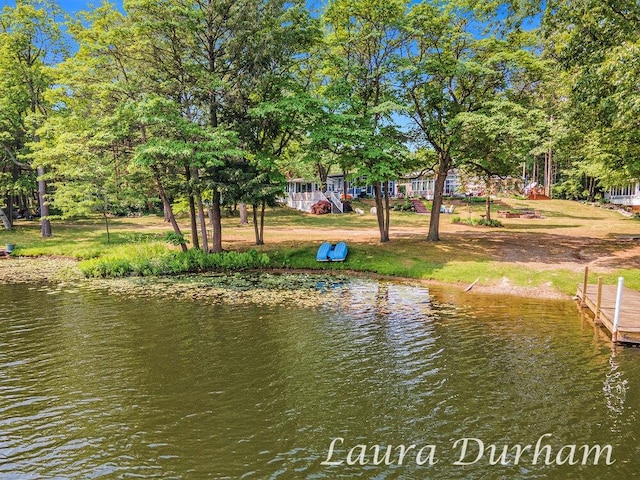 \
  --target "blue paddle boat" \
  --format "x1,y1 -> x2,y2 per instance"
316,241 -> 348,262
